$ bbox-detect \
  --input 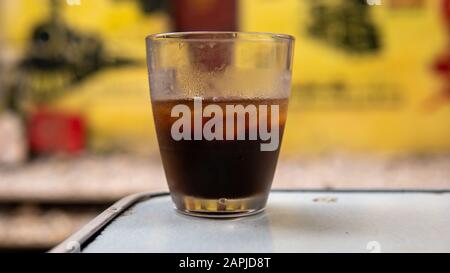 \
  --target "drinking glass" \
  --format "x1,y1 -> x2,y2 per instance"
146,32 -> 294,217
